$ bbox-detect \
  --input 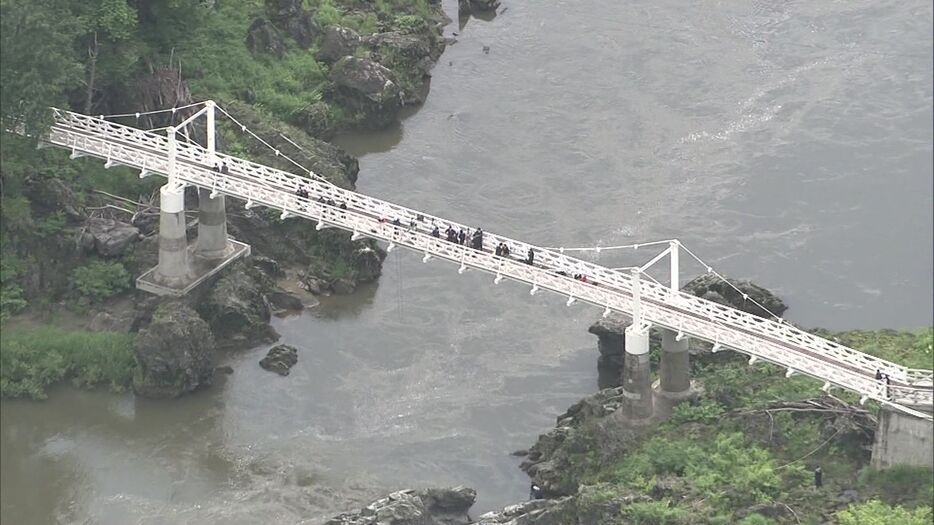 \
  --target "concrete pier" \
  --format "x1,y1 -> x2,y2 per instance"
653,329 -> 697,418
621,326 -> 653,421
871,405 -> 934,469
195,188 -> 231,259
153,185 -> 191,287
